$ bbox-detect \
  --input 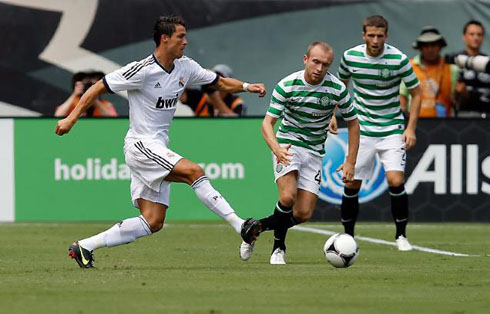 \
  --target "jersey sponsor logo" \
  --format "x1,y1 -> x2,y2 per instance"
154,82 -> 162,88
319,128 -> 387,204
156,96 -> 178,109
